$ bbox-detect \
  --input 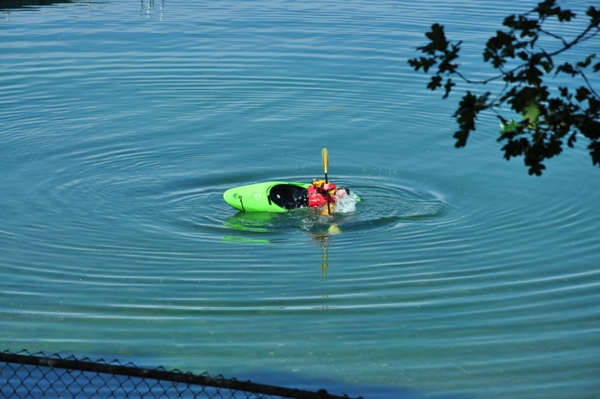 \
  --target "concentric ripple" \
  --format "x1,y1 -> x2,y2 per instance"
224,181 -> 448,236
